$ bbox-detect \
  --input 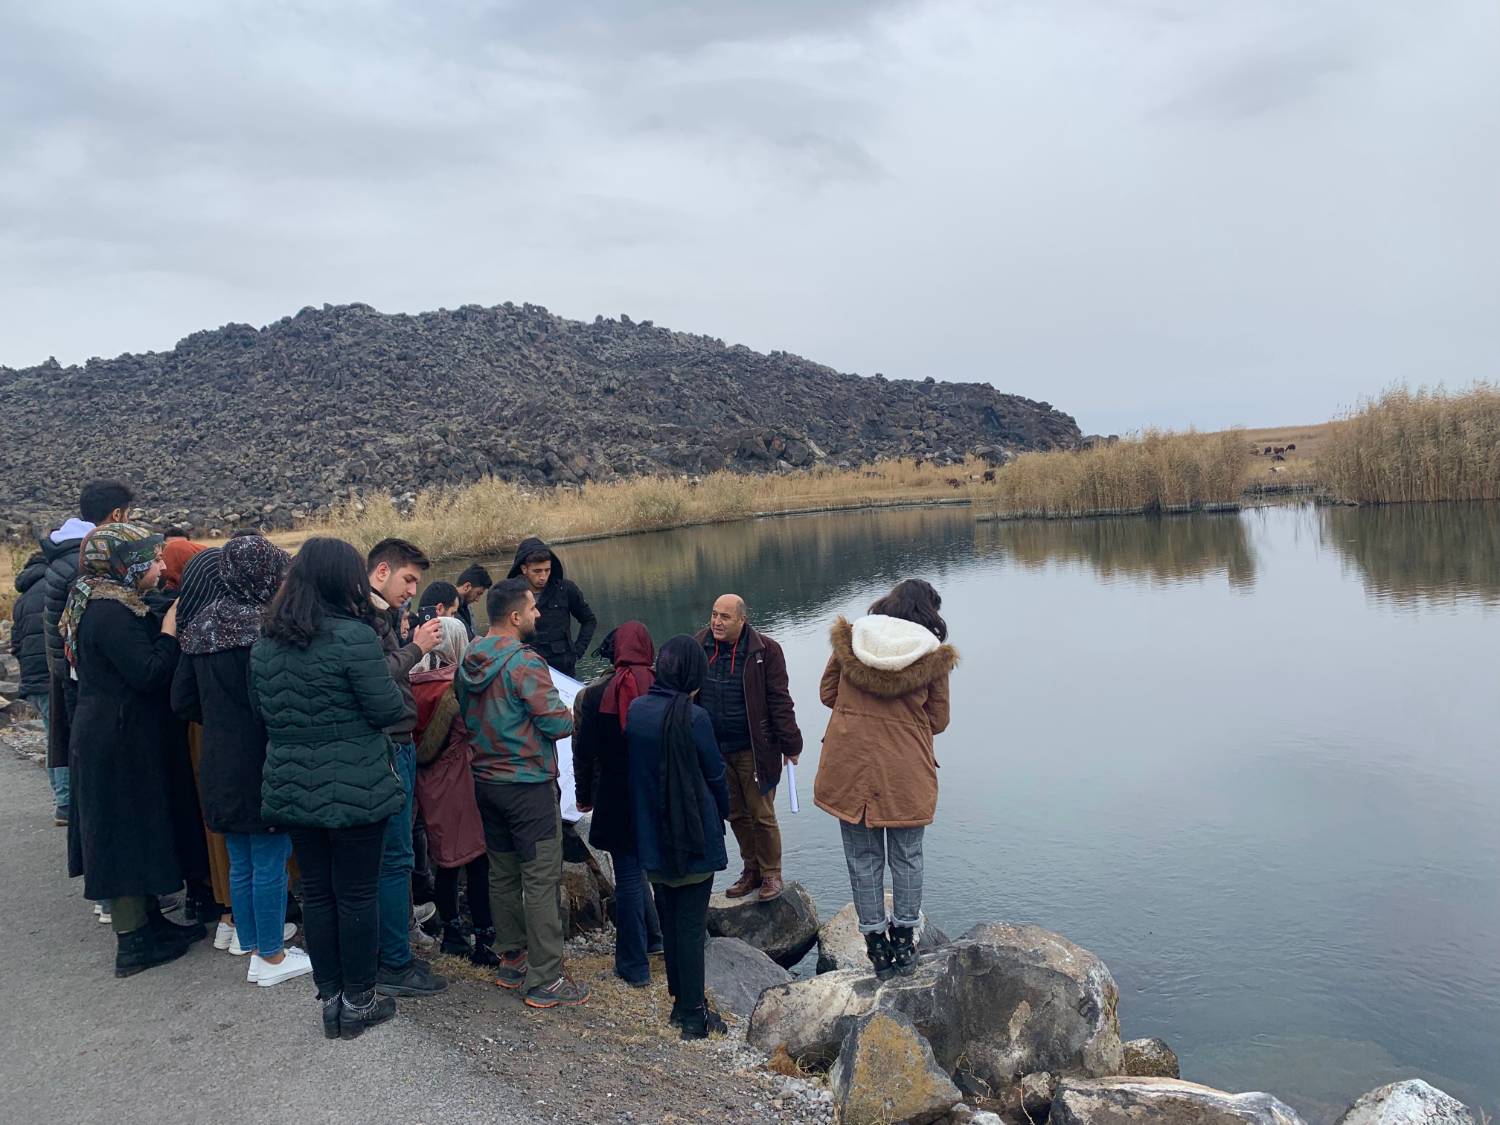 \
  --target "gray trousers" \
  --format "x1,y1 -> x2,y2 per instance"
839,818 -> 925,933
